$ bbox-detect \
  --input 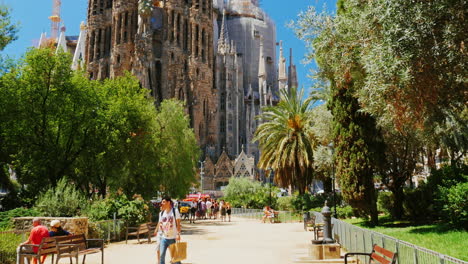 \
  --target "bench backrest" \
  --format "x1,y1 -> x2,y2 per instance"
38,237 -> 58,255
138,223 -> 151,233
55,234 -> 87,251
370,244 -> 397,264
